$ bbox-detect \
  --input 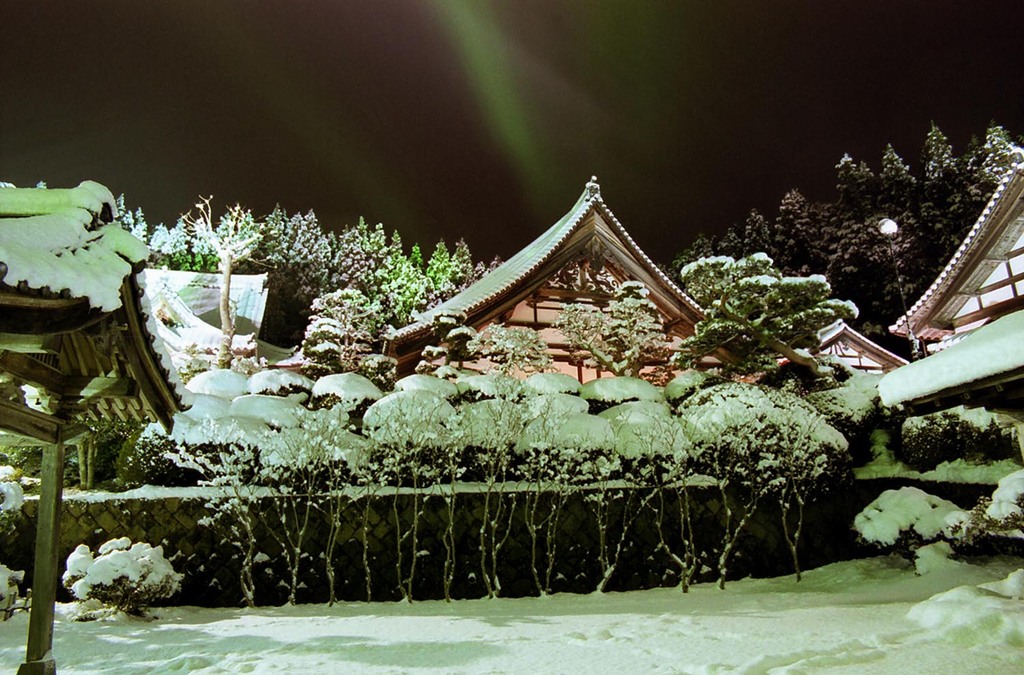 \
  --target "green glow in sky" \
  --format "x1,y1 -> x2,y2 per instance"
430,1 -> 557,211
